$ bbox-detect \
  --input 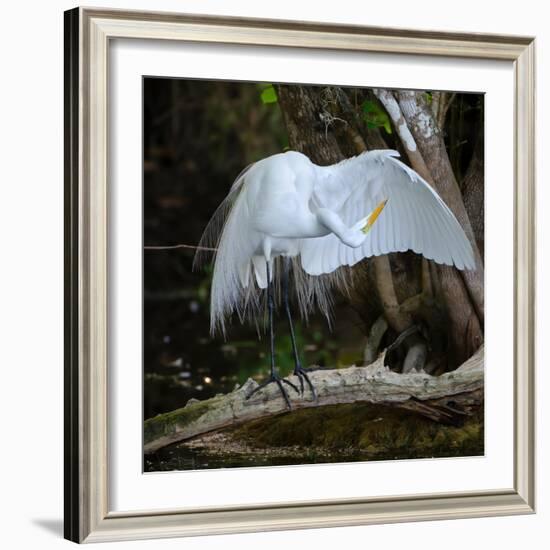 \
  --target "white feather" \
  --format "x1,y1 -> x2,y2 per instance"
300,150 -> 475,275
195,149 -> 476,335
